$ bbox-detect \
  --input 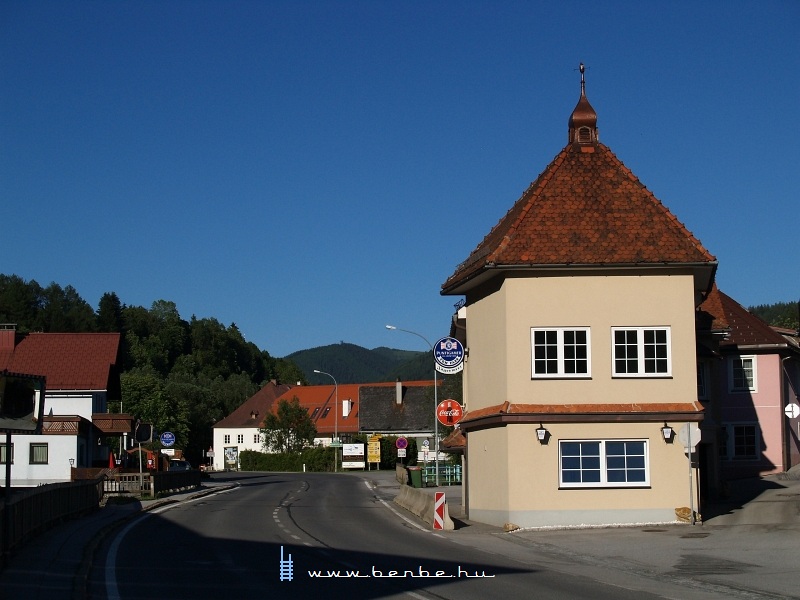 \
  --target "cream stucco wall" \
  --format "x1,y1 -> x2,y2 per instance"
467,422 -> 699,527
465,273 -> 698,410
462,271 -> 703,527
